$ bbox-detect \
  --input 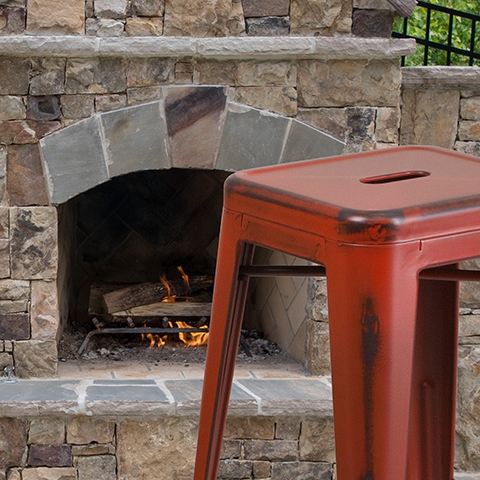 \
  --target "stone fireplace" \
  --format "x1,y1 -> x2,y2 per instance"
10,84 -> 343,376
0,30 -> 416,379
